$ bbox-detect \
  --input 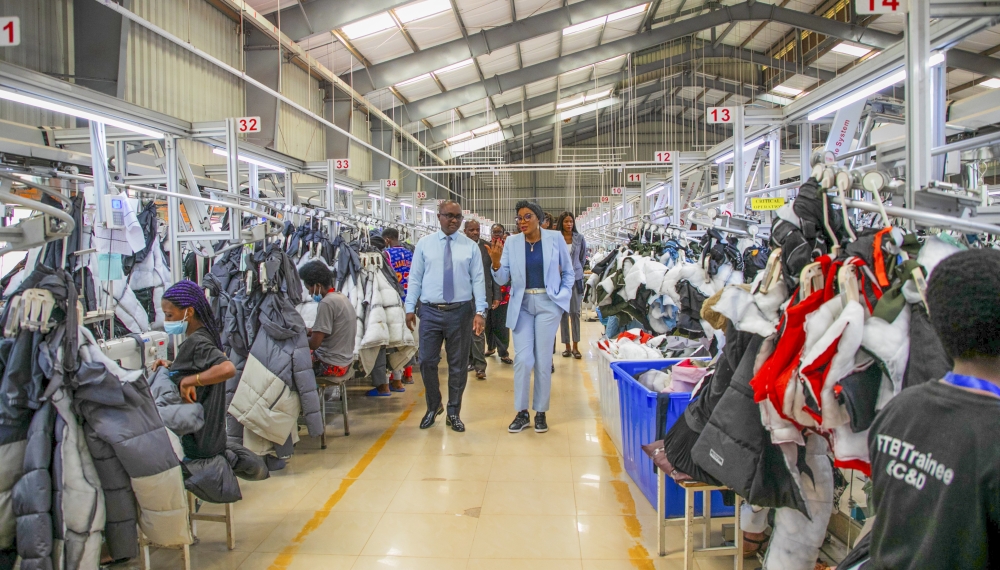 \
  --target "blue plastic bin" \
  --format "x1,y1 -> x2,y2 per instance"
611,359 -> 733,519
